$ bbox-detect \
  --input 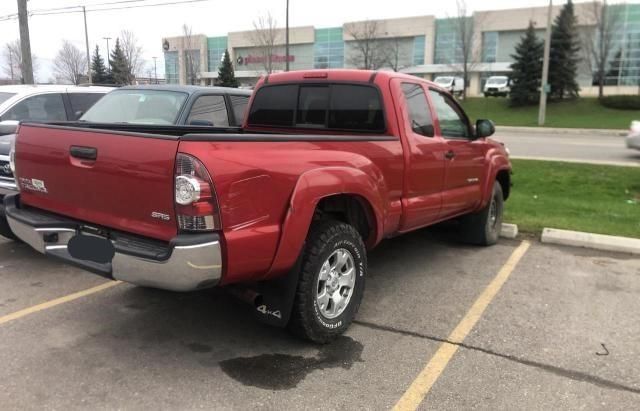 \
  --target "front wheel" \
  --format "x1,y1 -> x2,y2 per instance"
288,220 -> 366,344
460,182 -> 504,246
